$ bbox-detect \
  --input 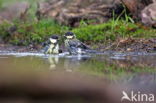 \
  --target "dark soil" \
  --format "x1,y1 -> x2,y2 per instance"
0,43 -> 38,52
100,38 -> 156,53
0,38 -> 156,53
